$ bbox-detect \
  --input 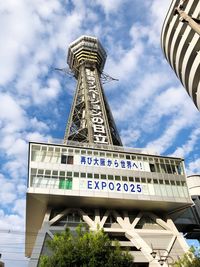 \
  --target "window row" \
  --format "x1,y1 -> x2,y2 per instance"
30,169 -> 186,186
